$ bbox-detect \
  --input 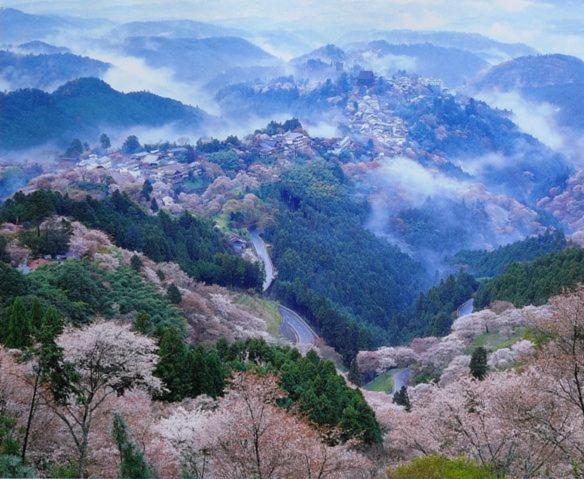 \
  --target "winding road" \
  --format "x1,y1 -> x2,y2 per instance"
457,298 -> 475,317
391,297 -> 475,395
249,229 -> 317,347
249,228 -> 275,292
